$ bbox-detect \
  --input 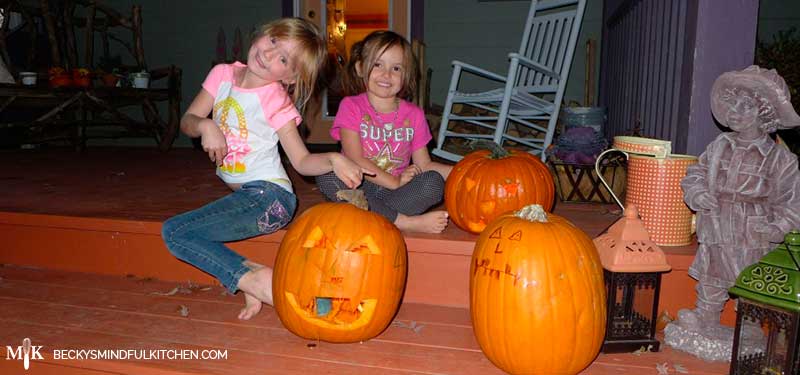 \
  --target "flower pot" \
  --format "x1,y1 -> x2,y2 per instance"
72,68 -> 91,88
101,73 -> 120,87
49,75 -> 72,88
130,72 -> 150,89
19,72 -> 37,86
